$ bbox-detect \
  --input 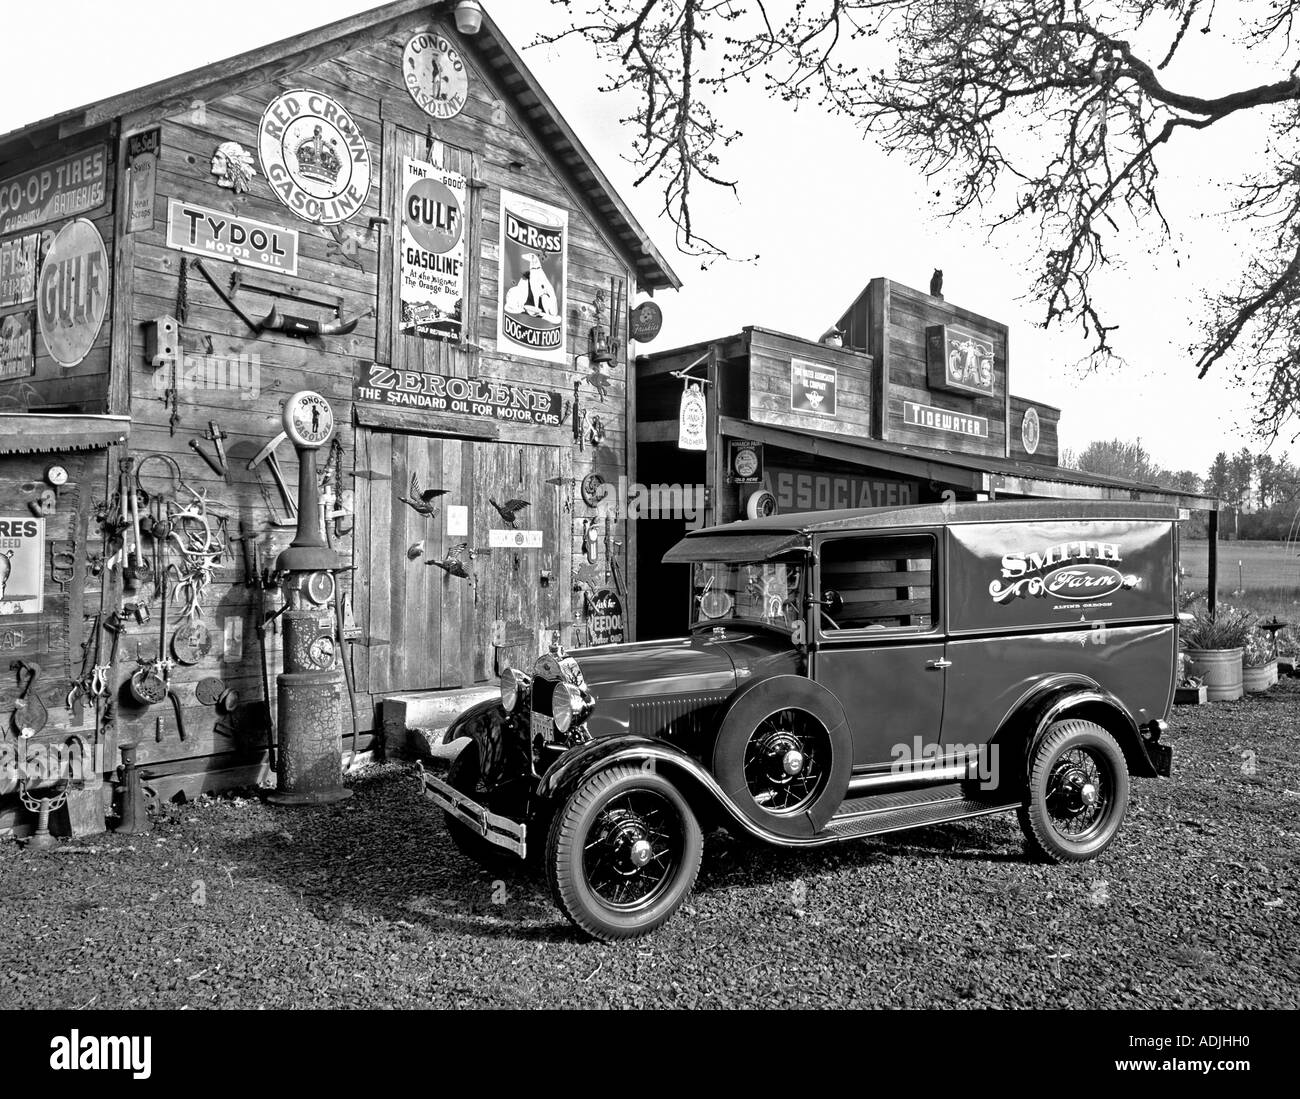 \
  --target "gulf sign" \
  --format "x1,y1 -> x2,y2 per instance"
37,219 -> 109,368
166,200 -> 299,274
